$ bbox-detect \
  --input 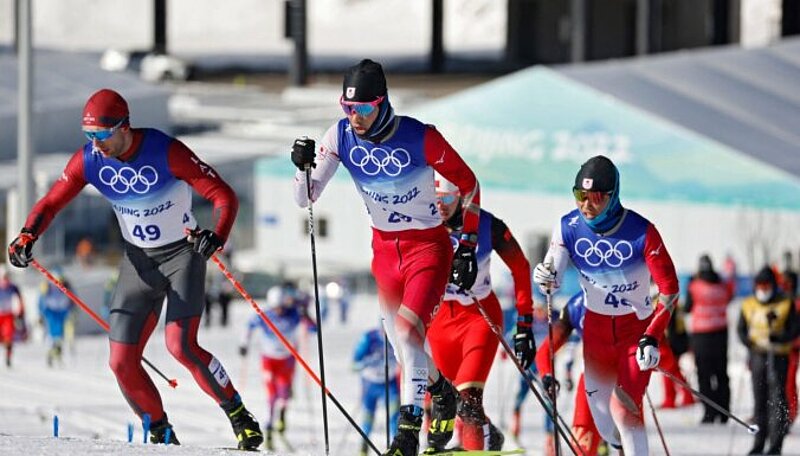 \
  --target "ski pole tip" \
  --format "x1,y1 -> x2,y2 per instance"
168,379 -> 178,388
748,424 -> 759,435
